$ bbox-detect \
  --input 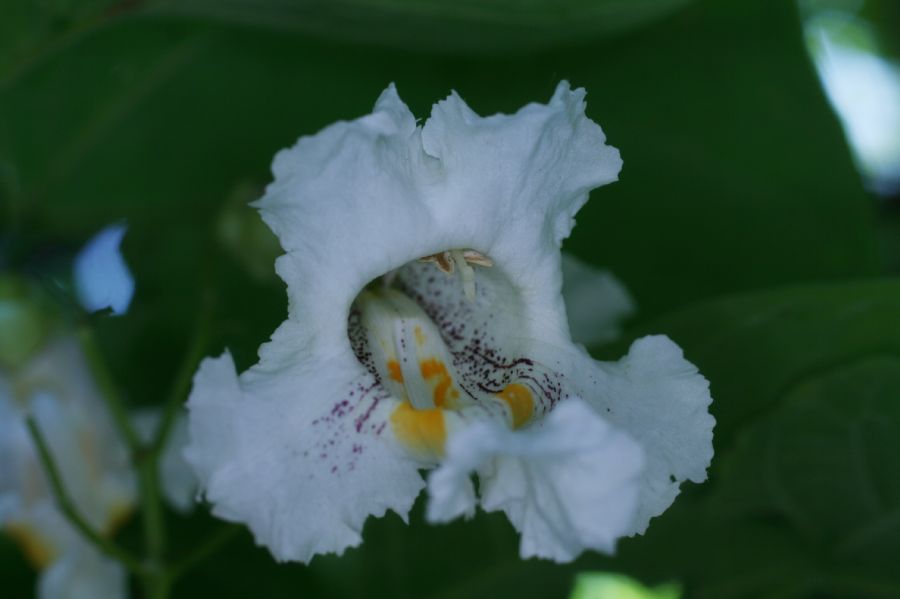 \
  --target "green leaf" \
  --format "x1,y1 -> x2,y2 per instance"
716,357 -> 900,577
602,281 -> 900,598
